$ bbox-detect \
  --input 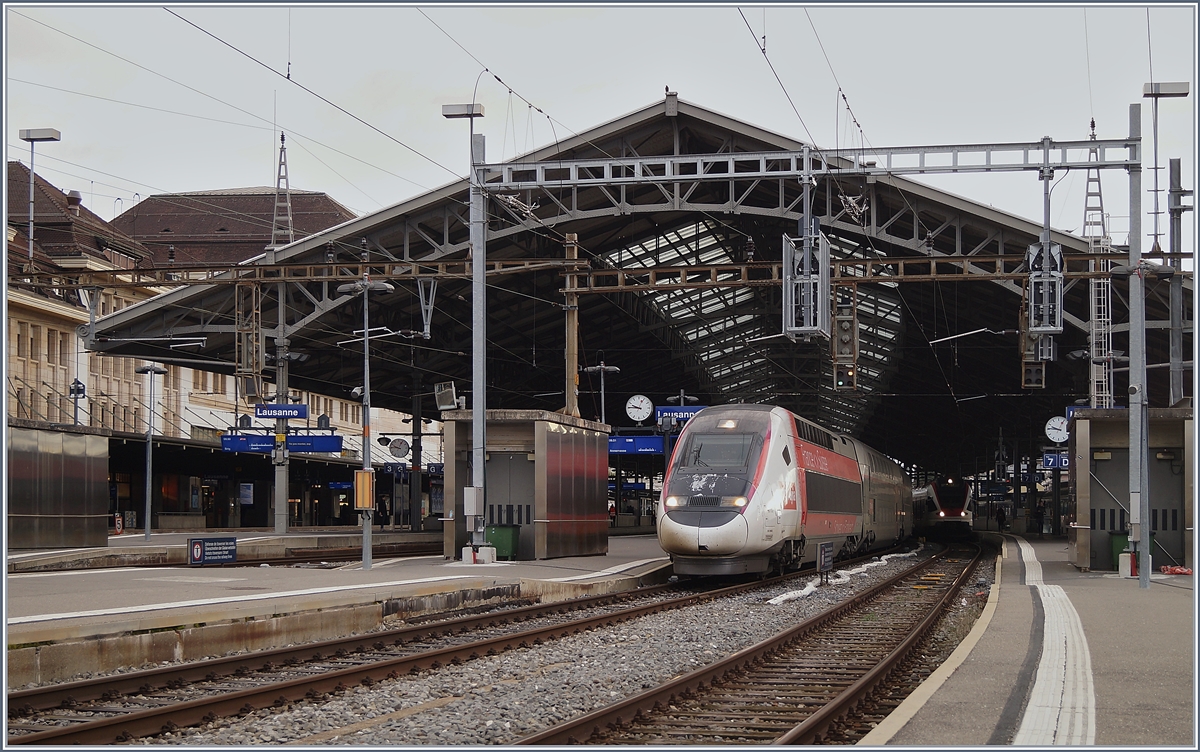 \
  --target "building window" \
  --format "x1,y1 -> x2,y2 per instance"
214,373 -> 226,395
194,369 -> 208,393
46,329 -> 57,365
29,325 -> 41,361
